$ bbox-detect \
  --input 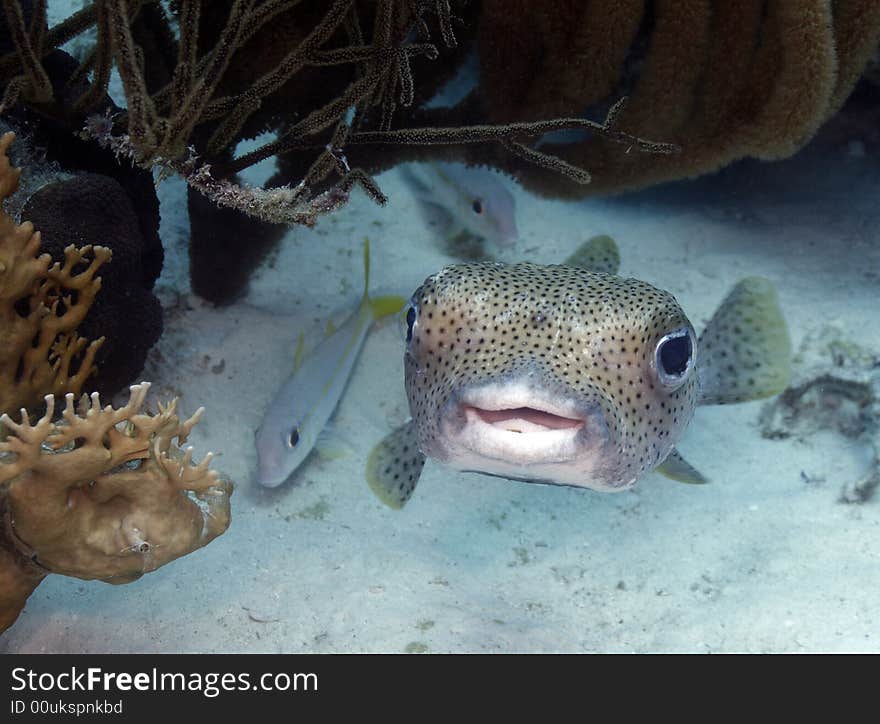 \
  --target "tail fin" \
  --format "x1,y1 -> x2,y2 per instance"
362,237 -> 371,302
697,277 -> 791,405
359,238 -> 406,319
370,295 -> 406,320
